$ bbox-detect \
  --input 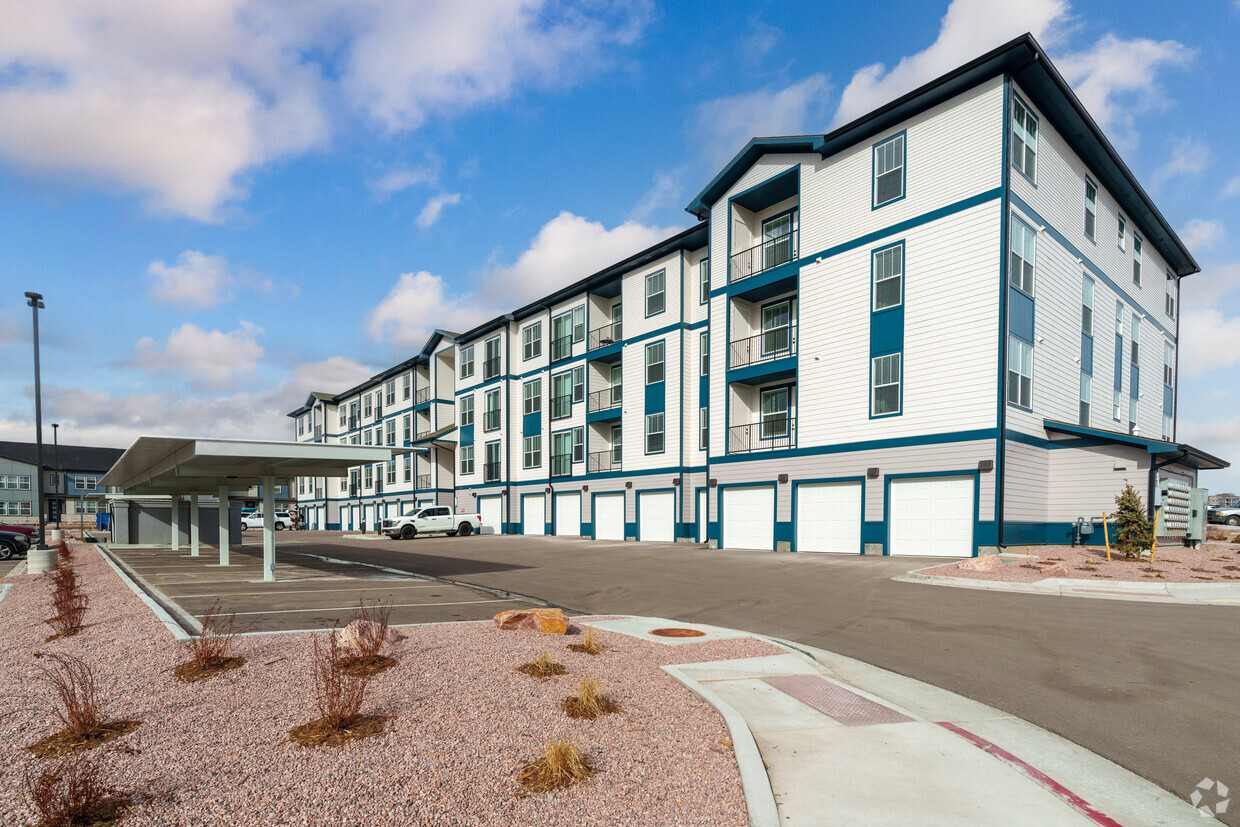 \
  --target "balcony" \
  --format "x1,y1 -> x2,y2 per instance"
551,393 -> 573,421
416,387 -> 430,405
375,478 -> 384,495
588,322 -> 623,350
348,486 -> 359,498
375,404 -> 383,419
416,474 -> 432,490
315,488 -> 324,499
730,327 -> 797,370
484,462 -> 501,483
587,450 -> 621,474
728,417 -> 796,453
729,227 -> 798,284
483,409 -> 501,431
483,356 -> 501,380
551,454 -> 573,478
587,387 -> 621,412
551,334 -> 573,363
348,417 -> 359,429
